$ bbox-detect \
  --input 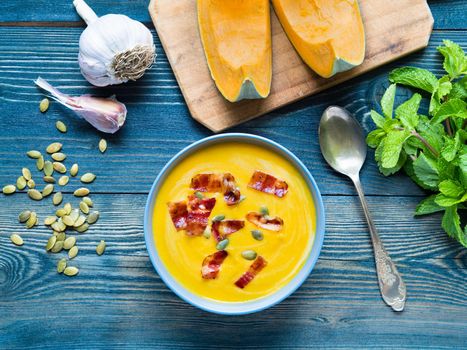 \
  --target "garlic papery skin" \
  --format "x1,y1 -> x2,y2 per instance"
74,0 -> 156,87
34,77 -> 127,134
